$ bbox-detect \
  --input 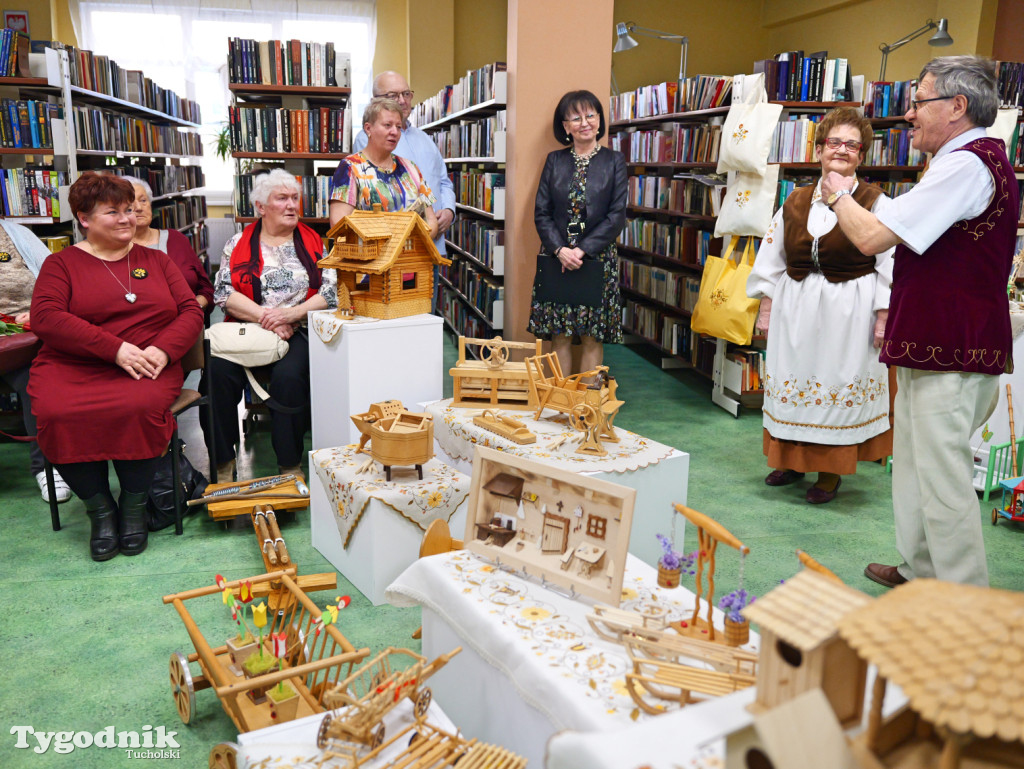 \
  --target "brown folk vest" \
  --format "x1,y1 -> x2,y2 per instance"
782,181 -> 884,283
